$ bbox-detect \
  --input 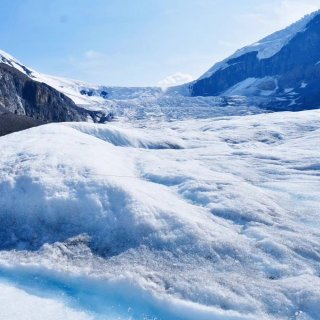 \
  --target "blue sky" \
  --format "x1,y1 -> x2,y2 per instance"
1,0 -> 319,86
